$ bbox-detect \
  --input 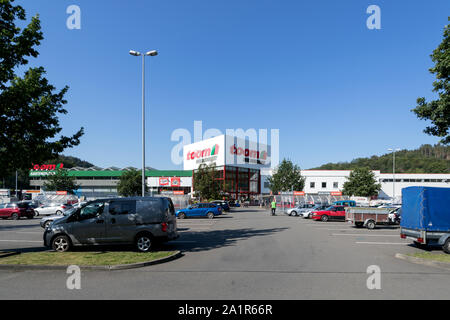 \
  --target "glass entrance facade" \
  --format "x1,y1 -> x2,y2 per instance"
194,166 -> 260,200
